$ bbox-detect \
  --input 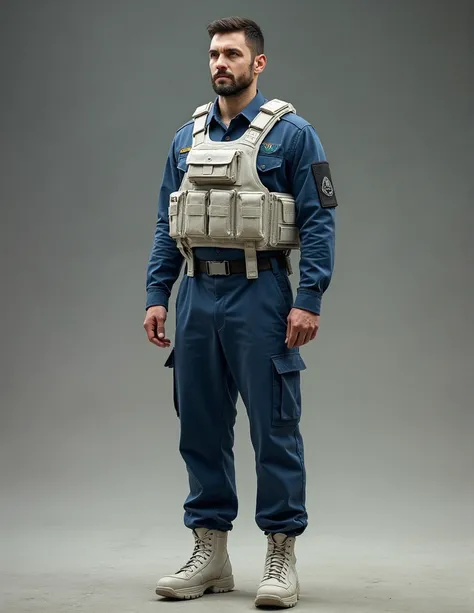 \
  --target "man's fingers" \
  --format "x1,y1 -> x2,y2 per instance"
302,327 -> 314,345
156,319 -> 166,340
289,326 -> 315,347
156,321 -> 171,347
286,317 -> 297,347
287,326 -> 299,348
143,318 -> 157,342
154,316 -> 171,347
295,330 -> 306,347
296,331 -> 307,347
144,315 -> 170,347
285,317 -> 292,345
285,309 -> 320,347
